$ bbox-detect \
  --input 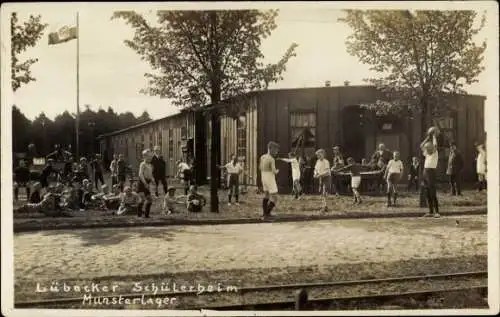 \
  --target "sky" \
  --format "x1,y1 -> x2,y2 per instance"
5,2 -> 498,121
